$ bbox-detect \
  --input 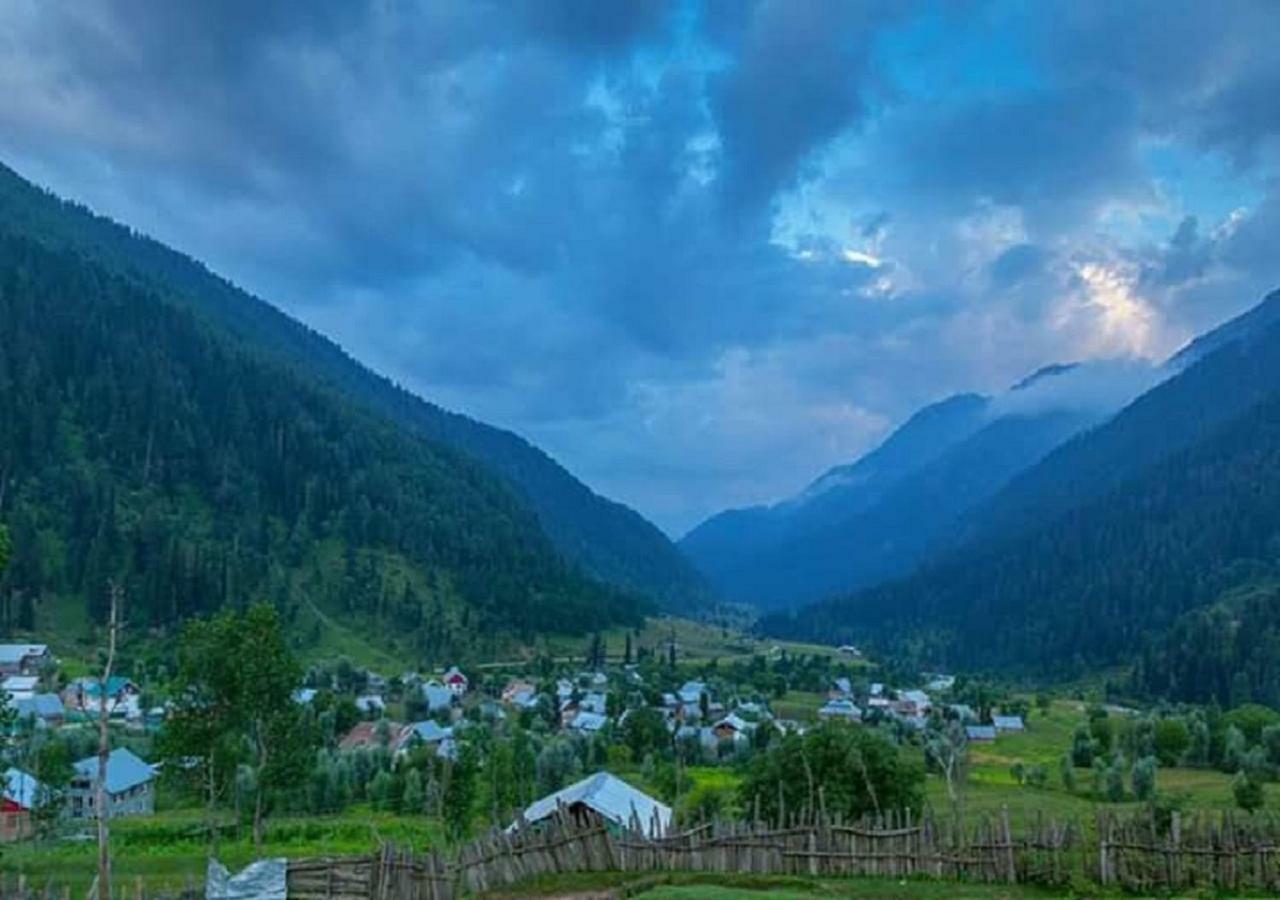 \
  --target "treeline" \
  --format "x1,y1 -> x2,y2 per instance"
0,233 -> 644,651
1135,582 -> 1280,707
762,387 -> 1280,685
